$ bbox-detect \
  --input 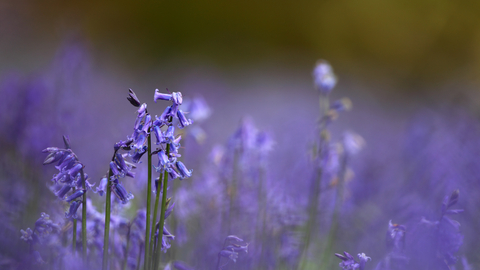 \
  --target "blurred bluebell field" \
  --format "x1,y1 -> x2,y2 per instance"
1,1 -> 480,269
